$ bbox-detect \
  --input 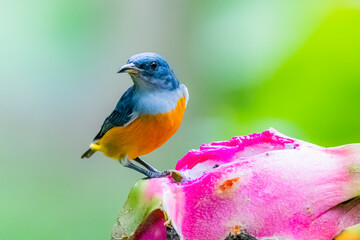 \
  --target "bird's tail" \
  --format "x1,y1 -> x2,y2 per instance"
81,148 -> 96,159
